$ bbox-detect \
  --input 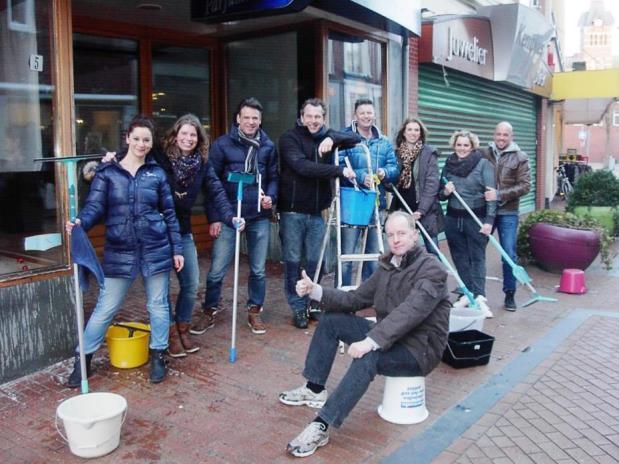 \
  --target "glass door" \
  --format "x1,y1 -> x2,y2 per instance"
0,0 -> 65,277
